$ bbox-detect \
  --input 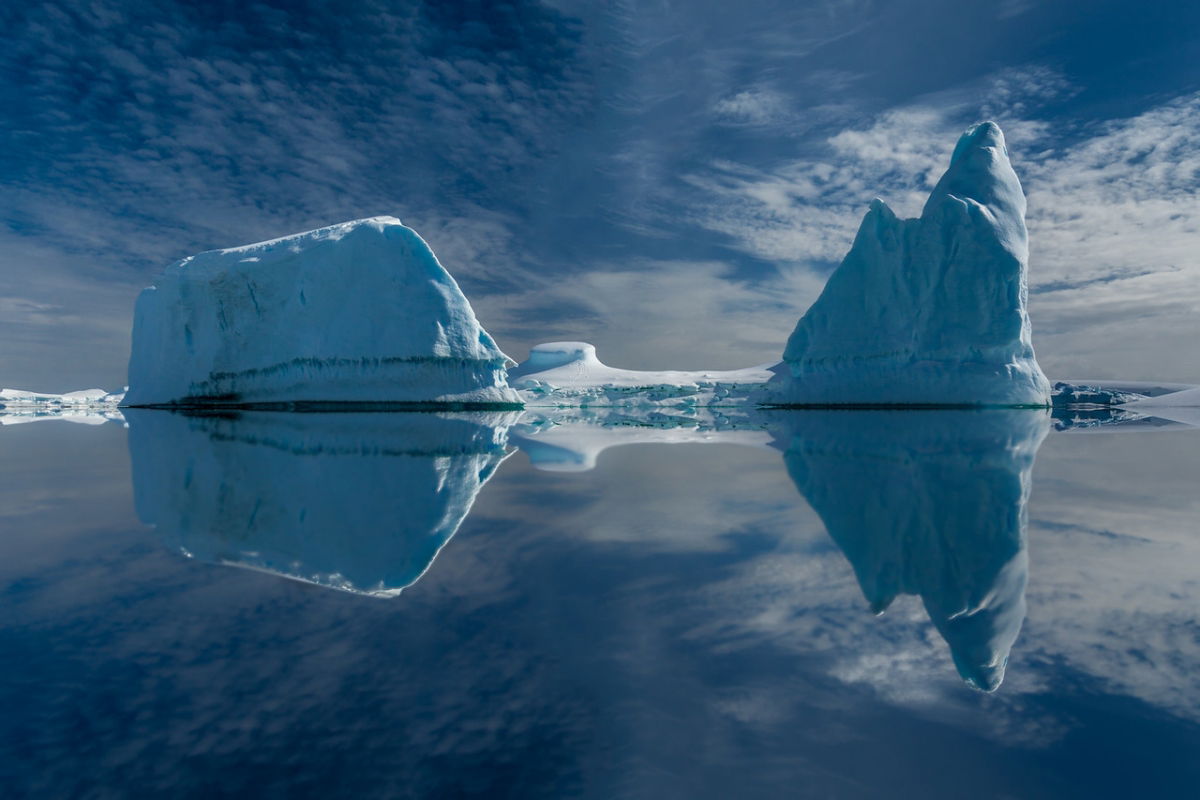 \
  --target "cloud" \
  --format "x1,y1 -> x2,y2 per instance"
5,0 -> 593,266
995,0 -> 1038,20
0,296 -> 61,323
474,257 -> 828,369
0,230 -> 138,391
713,89 -> 791,125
